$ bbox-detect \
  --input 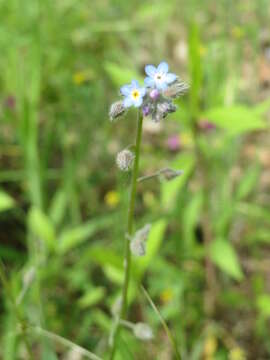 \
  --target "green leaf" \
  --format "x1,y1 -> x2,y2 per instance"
203,106 -> 266,135
81,247 -> 123,270
0,190 -> 15,212
235,164 -> 260,200
28,207 -> 56,251
253,98 -> 270,116
182,191 -> 204,247
103,265 -> 124,285
257,294 -> 270,318
104,62 -> 143,88
57,216 -> 114,254
209,238 -> 243,281
78,287 -> 105,308
49,189 -> 67,227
